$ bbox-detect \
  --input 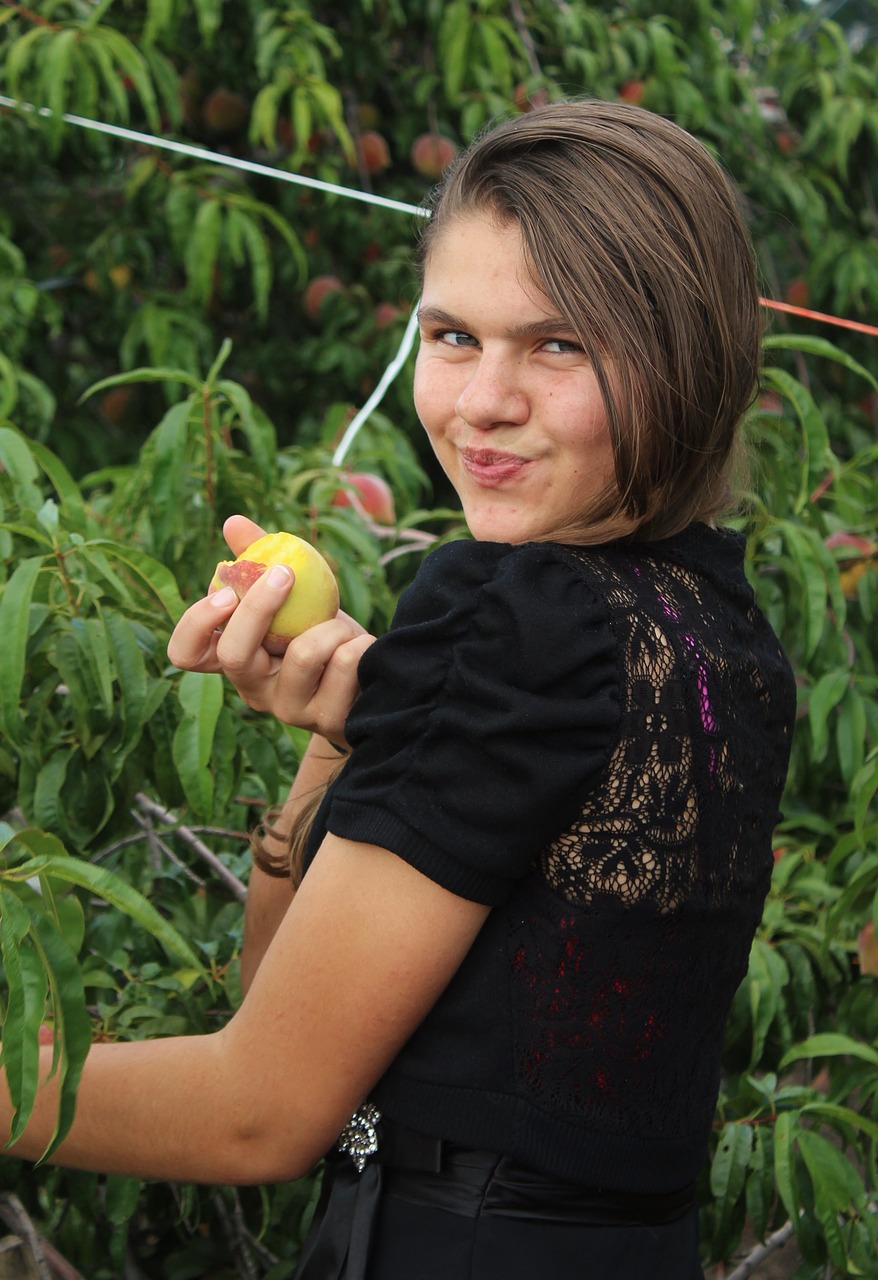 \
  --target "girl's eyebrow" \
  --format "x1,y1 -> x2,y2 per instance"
417,305 -> 578,342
